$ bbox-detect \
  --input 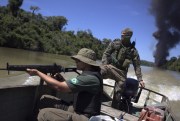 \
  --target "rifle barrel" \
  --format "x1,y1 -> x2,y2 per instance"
0,63 -> 78,75
0,68 -> 7,70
